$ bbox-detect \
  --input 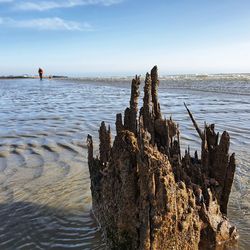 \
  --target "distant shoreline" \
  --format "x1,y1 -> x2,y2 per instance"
1,73 -> 250,81
0,76 -> 68,80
